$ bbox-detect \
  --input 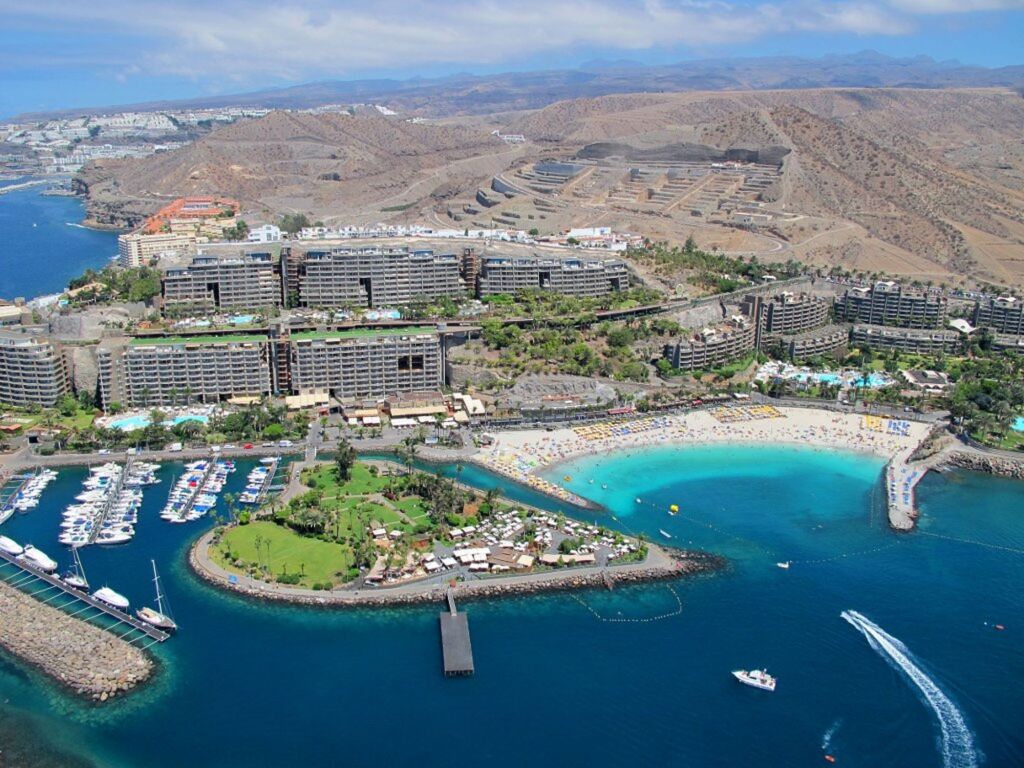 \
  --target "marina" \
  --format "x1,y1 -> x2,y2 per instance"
160,458 -> 233,523
59,462 -> 148,547
0,468 -> 57,524
238,456 -> 281,505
